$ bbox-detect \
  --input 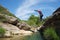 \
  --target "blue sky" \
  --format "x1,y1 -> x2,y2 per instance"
0,0 -> 60,20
